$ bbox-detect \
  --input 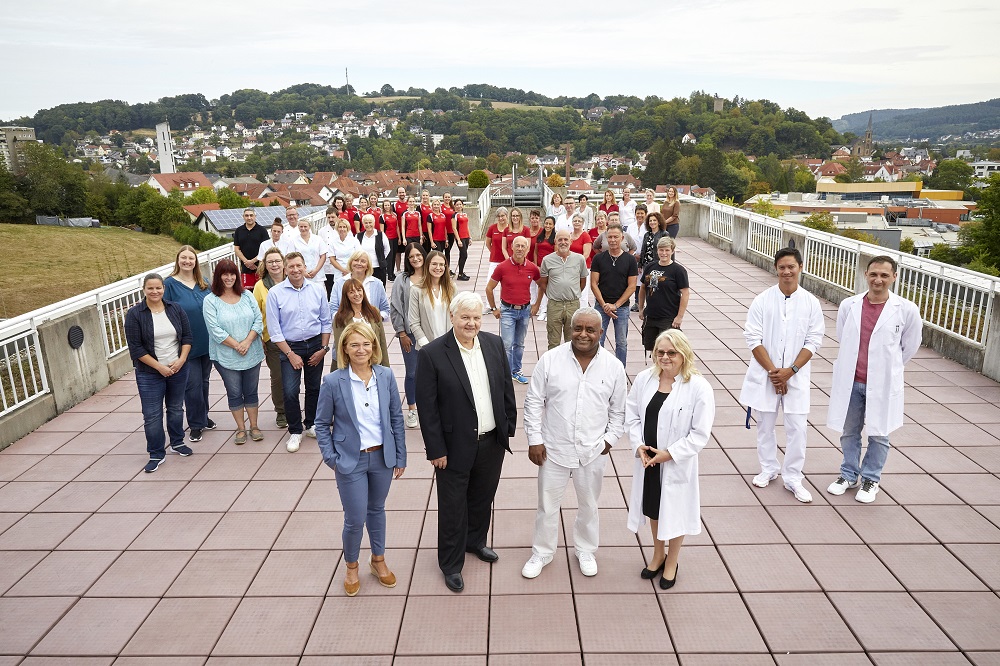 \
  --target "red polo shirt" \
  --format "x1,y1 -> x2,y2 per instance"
420,204 -> 432,234
393,198 -> 408,222
442,204 -> 455,234
383,212 -> 399,239
404,211 -> 421,239
430,212 -> 448,242
491,258 -> 540,306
